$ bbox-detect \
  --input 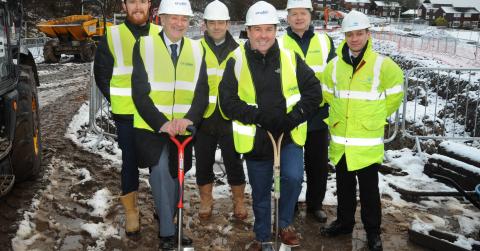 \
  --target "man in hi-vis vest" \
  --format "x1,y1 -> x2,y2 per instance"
279,0 -> 336,223
219,2 -> 321,250
194,0 -> 247,221
94,0 -> 160,237
319,10 -> 404,251
131,0 -> 208,249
